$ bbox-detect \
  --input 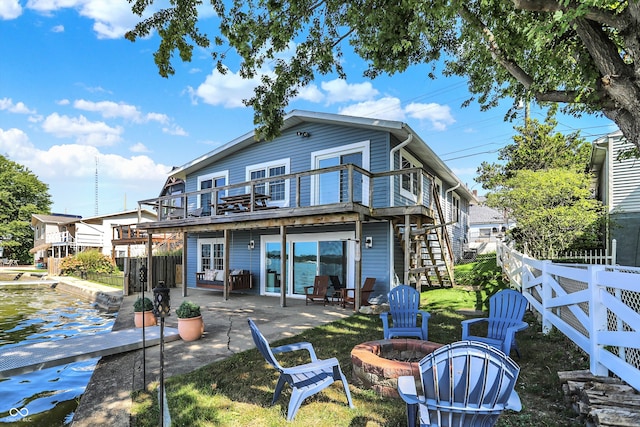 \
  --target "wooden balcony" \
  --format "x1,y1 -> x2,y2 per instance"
138,165 -> 439,233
